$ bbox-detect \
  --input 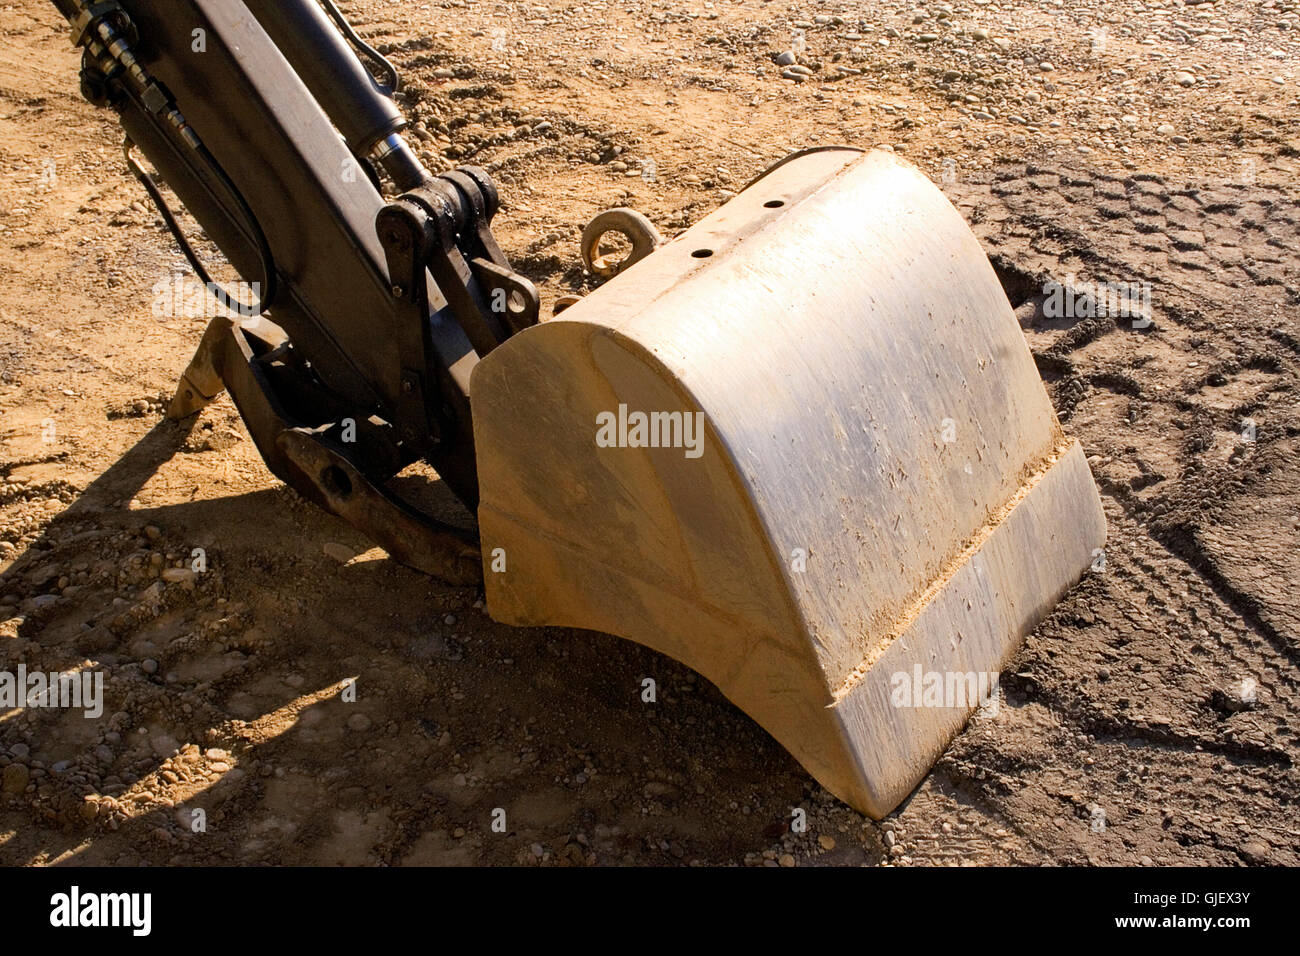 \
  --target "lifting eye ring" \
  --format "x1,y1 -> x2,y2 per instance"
580,207 -> 663,281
